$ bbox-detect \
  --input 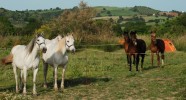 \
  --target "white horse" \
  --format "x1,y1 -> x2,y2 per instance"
1,34 -> 47,95
42,34 -> 75,91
